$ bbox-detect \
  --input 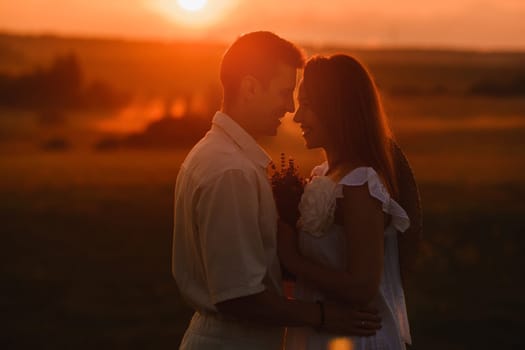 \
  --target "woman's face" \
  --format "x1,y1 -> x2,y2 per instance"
293,81 -> 330,149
